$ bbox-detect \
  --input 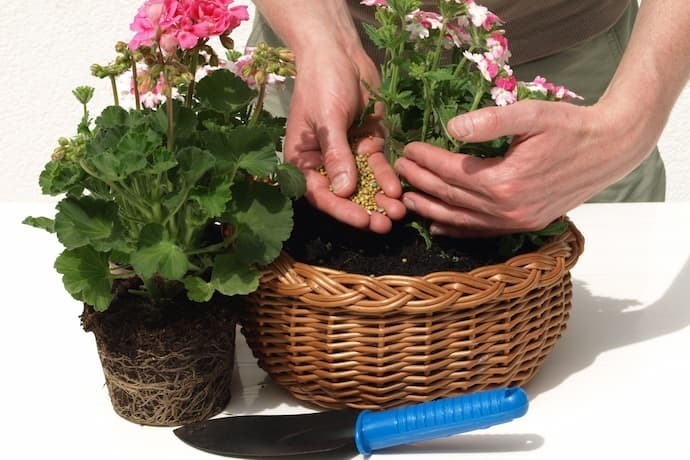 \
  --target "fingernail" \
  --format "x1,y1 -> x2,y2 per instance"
449,116 -> 472,138
402,197 -> 415,211
331,173 -> 348,193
